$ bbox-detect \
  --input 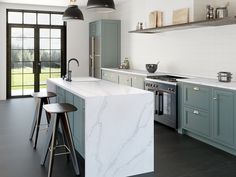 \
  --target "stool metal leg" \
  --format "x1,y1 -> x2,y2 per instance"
33,99 -> 44,149
59,118 -> 71,162
41,114 -> 55,165
48,114 -> 59,177
61,113 -> 80,175
43,98 -> 51,124
29,98 -> 40,141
